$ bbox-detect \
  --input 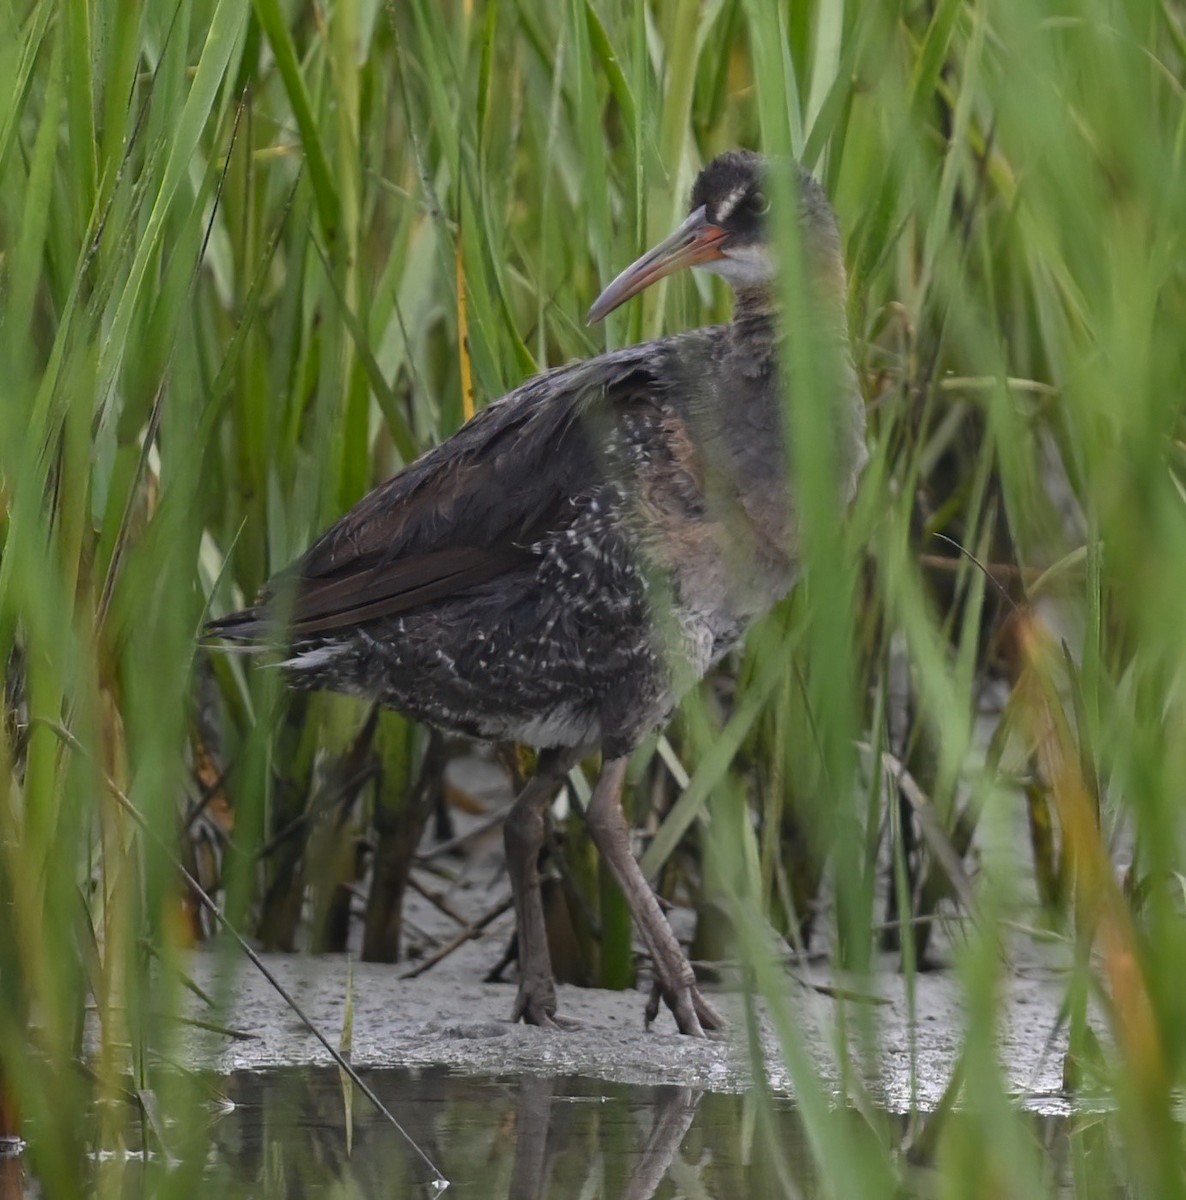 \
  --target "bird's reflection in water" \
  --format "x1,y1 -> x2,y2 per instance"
508,1075 -> 553,1200
619,1086 -> 700,1200
508,1075 -> 701,1200
16,1065 -> 1100,1198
